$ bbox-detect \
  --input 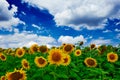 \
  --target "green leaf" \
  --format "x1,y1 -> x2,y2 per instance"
70,62 -> 77,68
71,68 -> 79,72
43,74 -> 53,80
58,74 -> 68,79
70,71 -> 81,79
